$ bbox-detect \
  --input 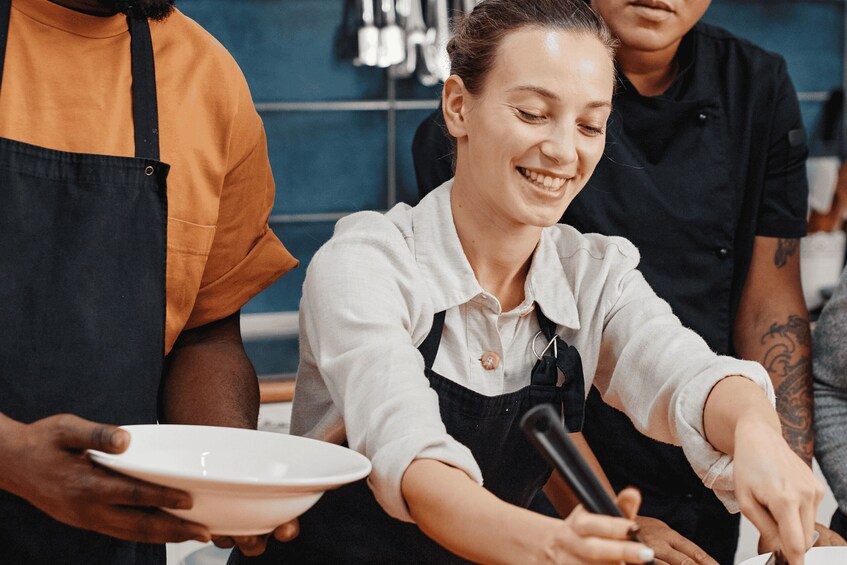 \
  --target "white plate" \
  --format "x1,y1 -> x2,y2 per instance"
89,424 -> 371,535
738,547 -> 847,565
